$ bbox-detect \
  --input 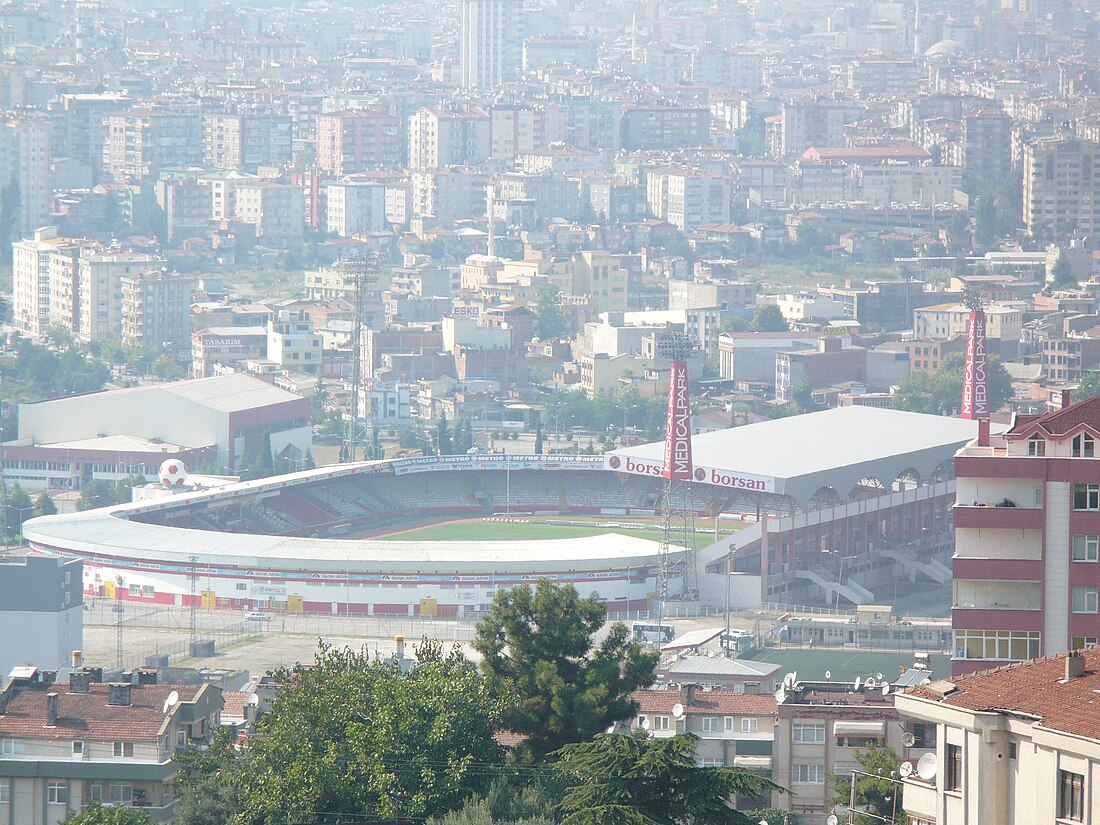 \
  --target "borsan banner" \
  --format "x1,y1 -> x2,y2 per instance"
602,453 -> 774,493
